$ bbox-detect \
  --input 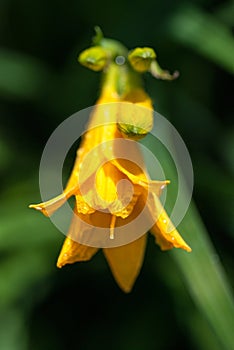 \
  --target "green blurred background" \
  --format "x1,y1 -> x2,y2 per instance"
0,0 -> 234,349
